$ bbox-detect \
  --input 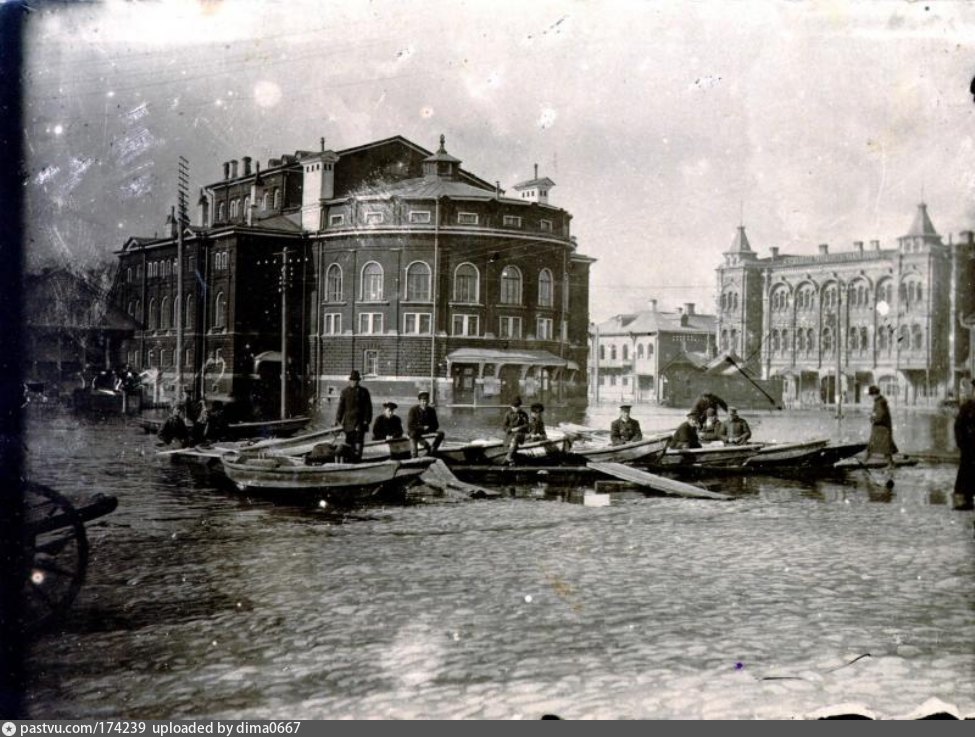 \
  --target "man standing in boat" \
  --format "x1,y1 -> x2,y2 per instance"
863,385 -> 897,468
336,370 -> 373,462
407,391 -> 444,458
610,404 -> 643,446
372,401 -> 404,441
722,407 -> 752,445
698,406 -> 725,442
671,412 -> 702,449
502,396 -> 530,464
